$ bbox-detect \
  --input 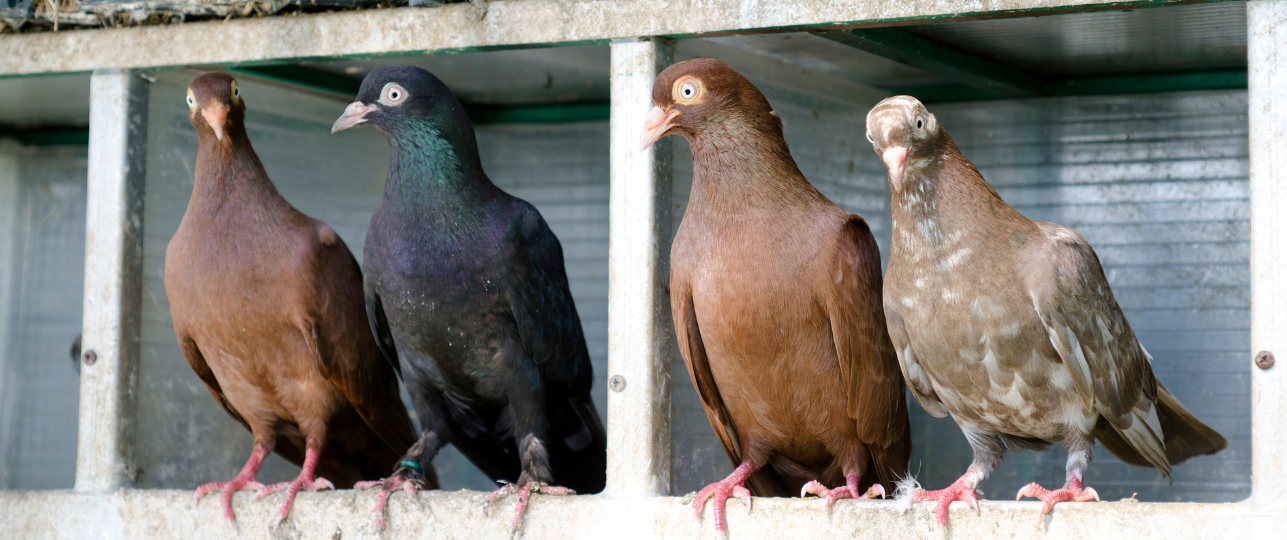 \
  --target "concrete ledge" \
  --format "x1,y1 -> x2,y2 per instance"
0,0 -> 1232,77
1,489 -> 1281,539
